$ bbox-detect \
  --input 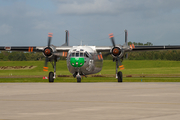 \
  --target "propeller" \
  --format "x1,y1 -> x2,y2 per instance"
109,32 -> 127,78
43,33 -> 53,71
103,33 -> 119,59
109,33 -> 121,57
108,30 -> 136,79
